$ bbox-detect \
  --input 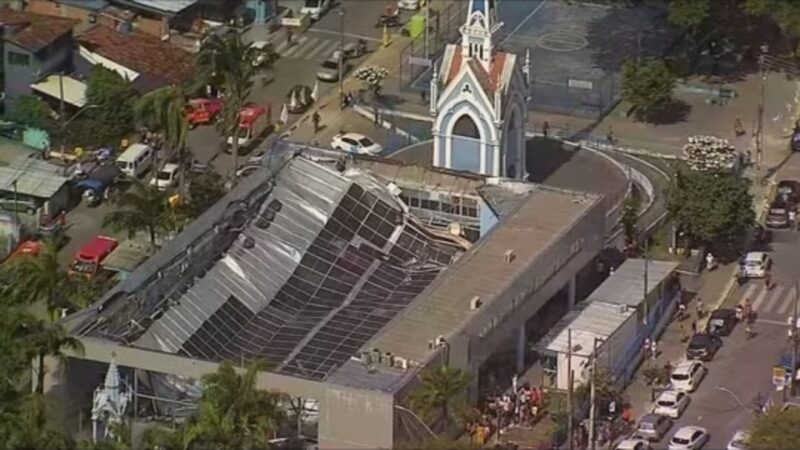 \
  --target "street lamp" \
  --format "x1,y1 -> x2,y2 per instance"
338,8 -> 345,109
716,385 -> 756,415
